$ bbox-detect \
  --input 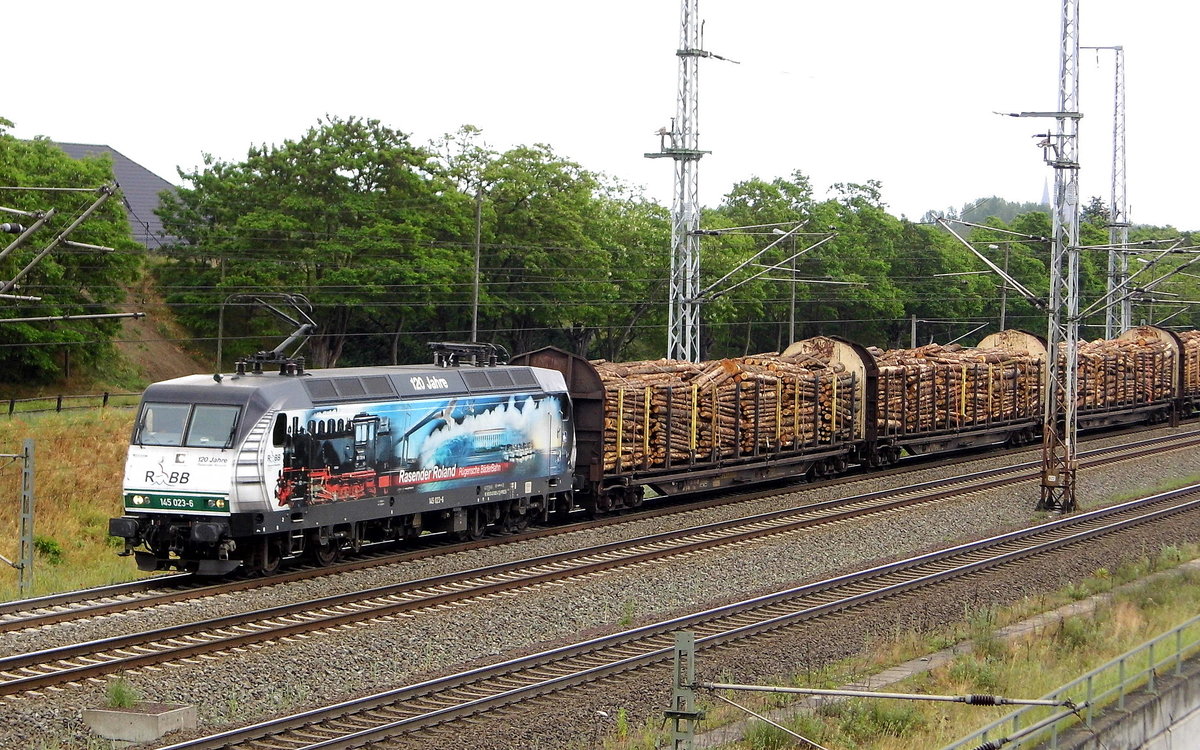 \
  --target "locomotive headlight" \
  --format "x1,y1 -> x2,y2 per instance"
206,498 -> 227,510
131,495 -> 147,506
